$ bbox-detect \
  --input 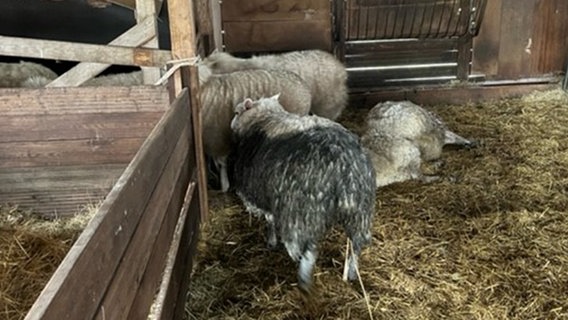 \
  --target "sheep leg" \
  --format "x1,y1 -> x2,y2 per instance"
214,156 -> 229,192
344,238 -> 363,282
264,215 -> 278,249
298,245 -> 318,292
